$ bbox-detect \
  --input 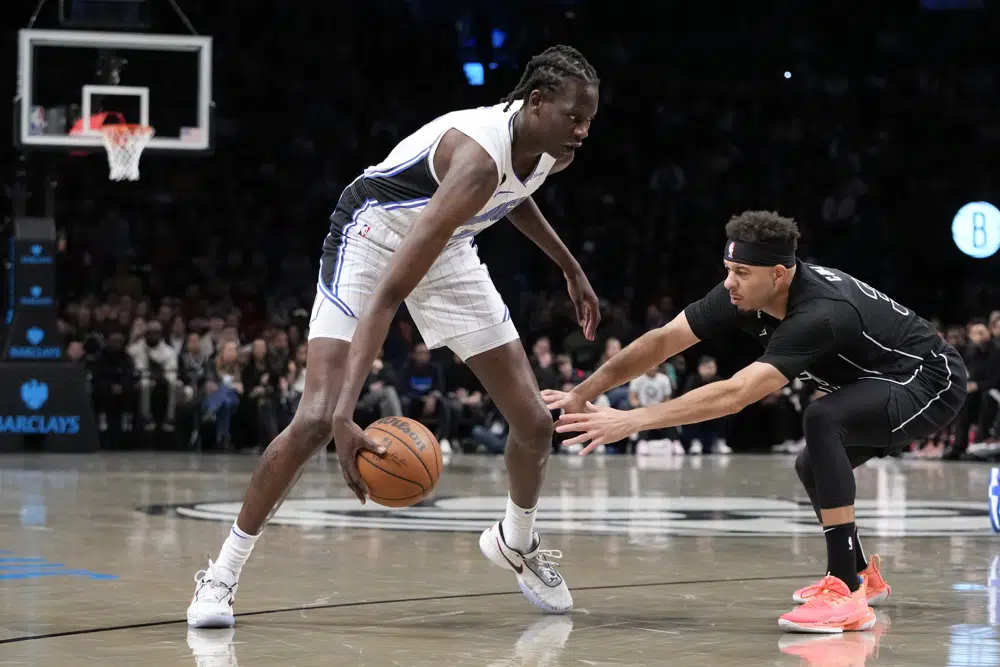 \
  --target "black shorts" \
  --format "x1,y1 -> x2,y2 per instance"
803,342 -> 967,458
886,342 -> 967,445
